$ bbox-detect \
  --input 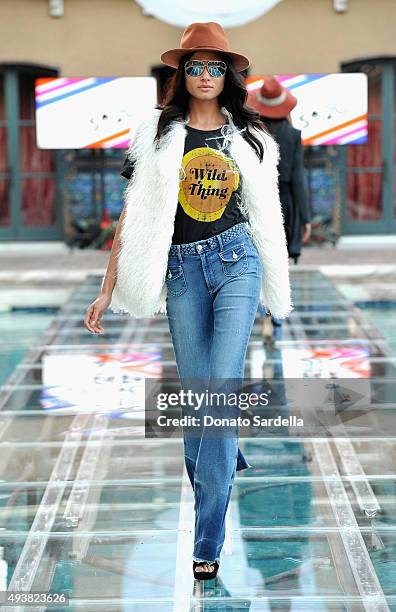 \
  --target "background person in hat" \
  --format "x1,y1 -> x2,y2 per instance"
247,76 -> 311,347
85,22 -> 293,580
